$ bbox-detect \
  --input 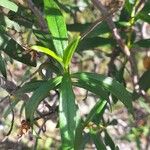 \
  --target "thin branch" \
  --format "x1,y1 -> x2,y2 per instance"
6,102 -> 15,136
